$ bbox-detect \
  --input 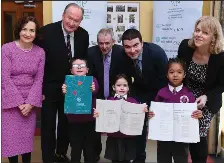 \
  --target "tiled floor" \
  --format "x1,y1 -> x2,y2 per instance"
2,136 -> 222,163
